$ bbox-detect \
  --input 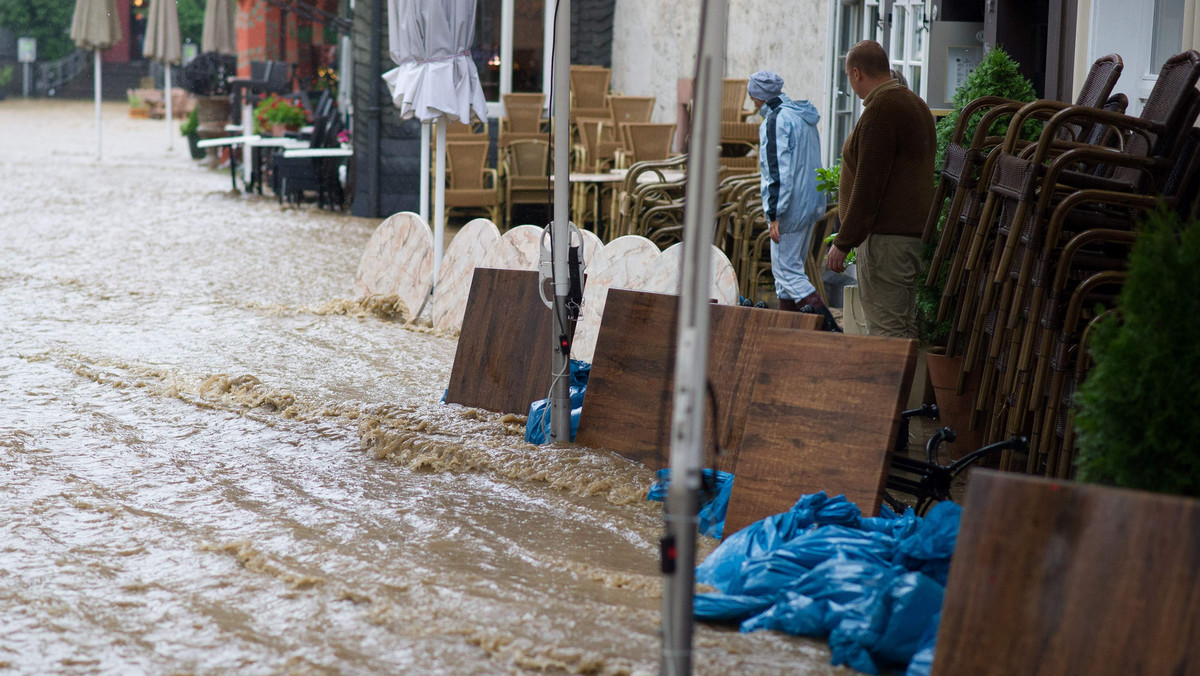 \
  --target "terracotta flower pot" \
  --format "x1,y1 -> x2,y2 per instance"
925,350 -> 985,461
